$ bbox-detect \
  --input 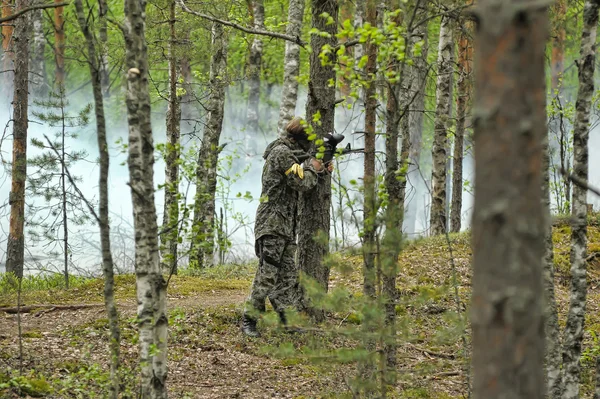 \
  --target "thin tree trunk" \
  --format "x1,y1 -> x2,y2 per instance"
5,0 -> 29,280
98,0 -> 110,95
30,0 -> 47,98
2,0 -> 14,94
298,0 -> 338,319
60,92 -> 69,288
450,20 -> 471,233
122,0 -> 168,394
595,357 -> 600,399
550,0 -> 566,91
53,0 -> 65,85
471,1 -> 547,398
544,113 -> 562,399
403,13 -> 428,236
363,0 -> 377,300
429,15 -> 453,236
353,0 -> 365,102
162,0 -> 181,275
561,2 -> 598,398
73,0 -> 120,395
245,0 -> 264,152
191,22 -> 228,269
276,0 -> 305,135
